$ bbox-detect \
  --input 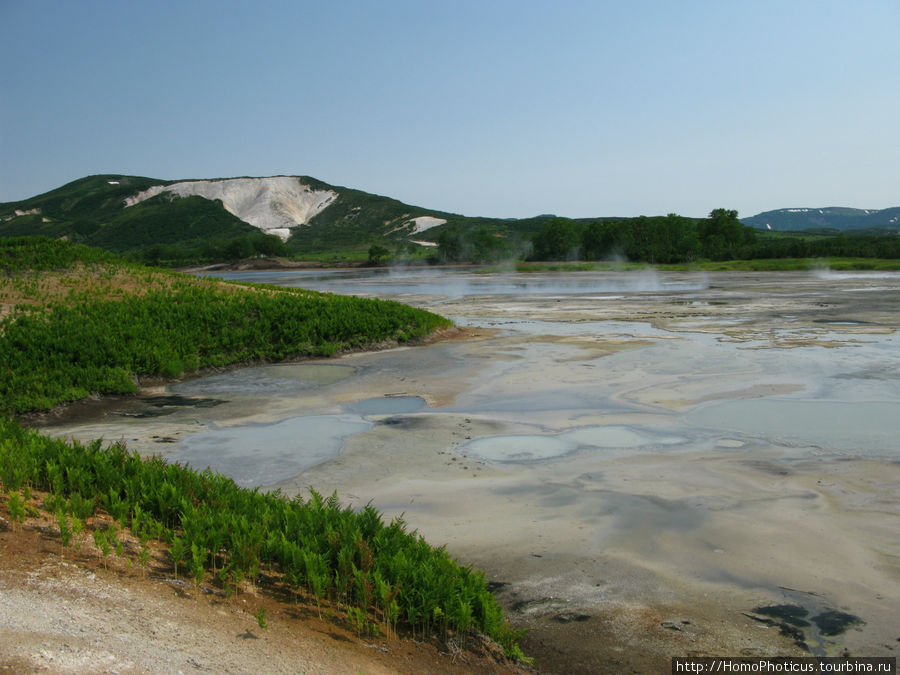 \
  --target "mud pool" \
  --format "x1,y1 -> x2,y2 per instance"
43,269 -> 900,669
